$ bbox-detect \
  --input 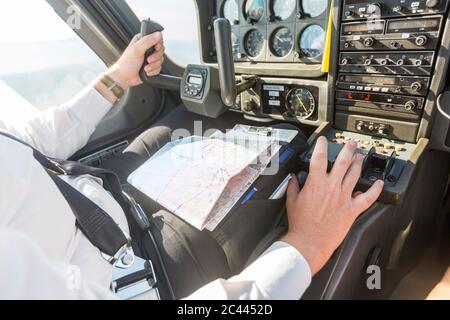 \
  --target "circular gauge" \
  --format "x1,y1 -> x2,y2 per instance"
299,25 -> 325,58
302,0 -> 328,18
244,0 -> 265,23
231,32 -> 240,57
286,88 -> 316,119
270,27 -> 294,58
272,0 -> 296,20
245,29 -> 264,58
222,0 -> 239,25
